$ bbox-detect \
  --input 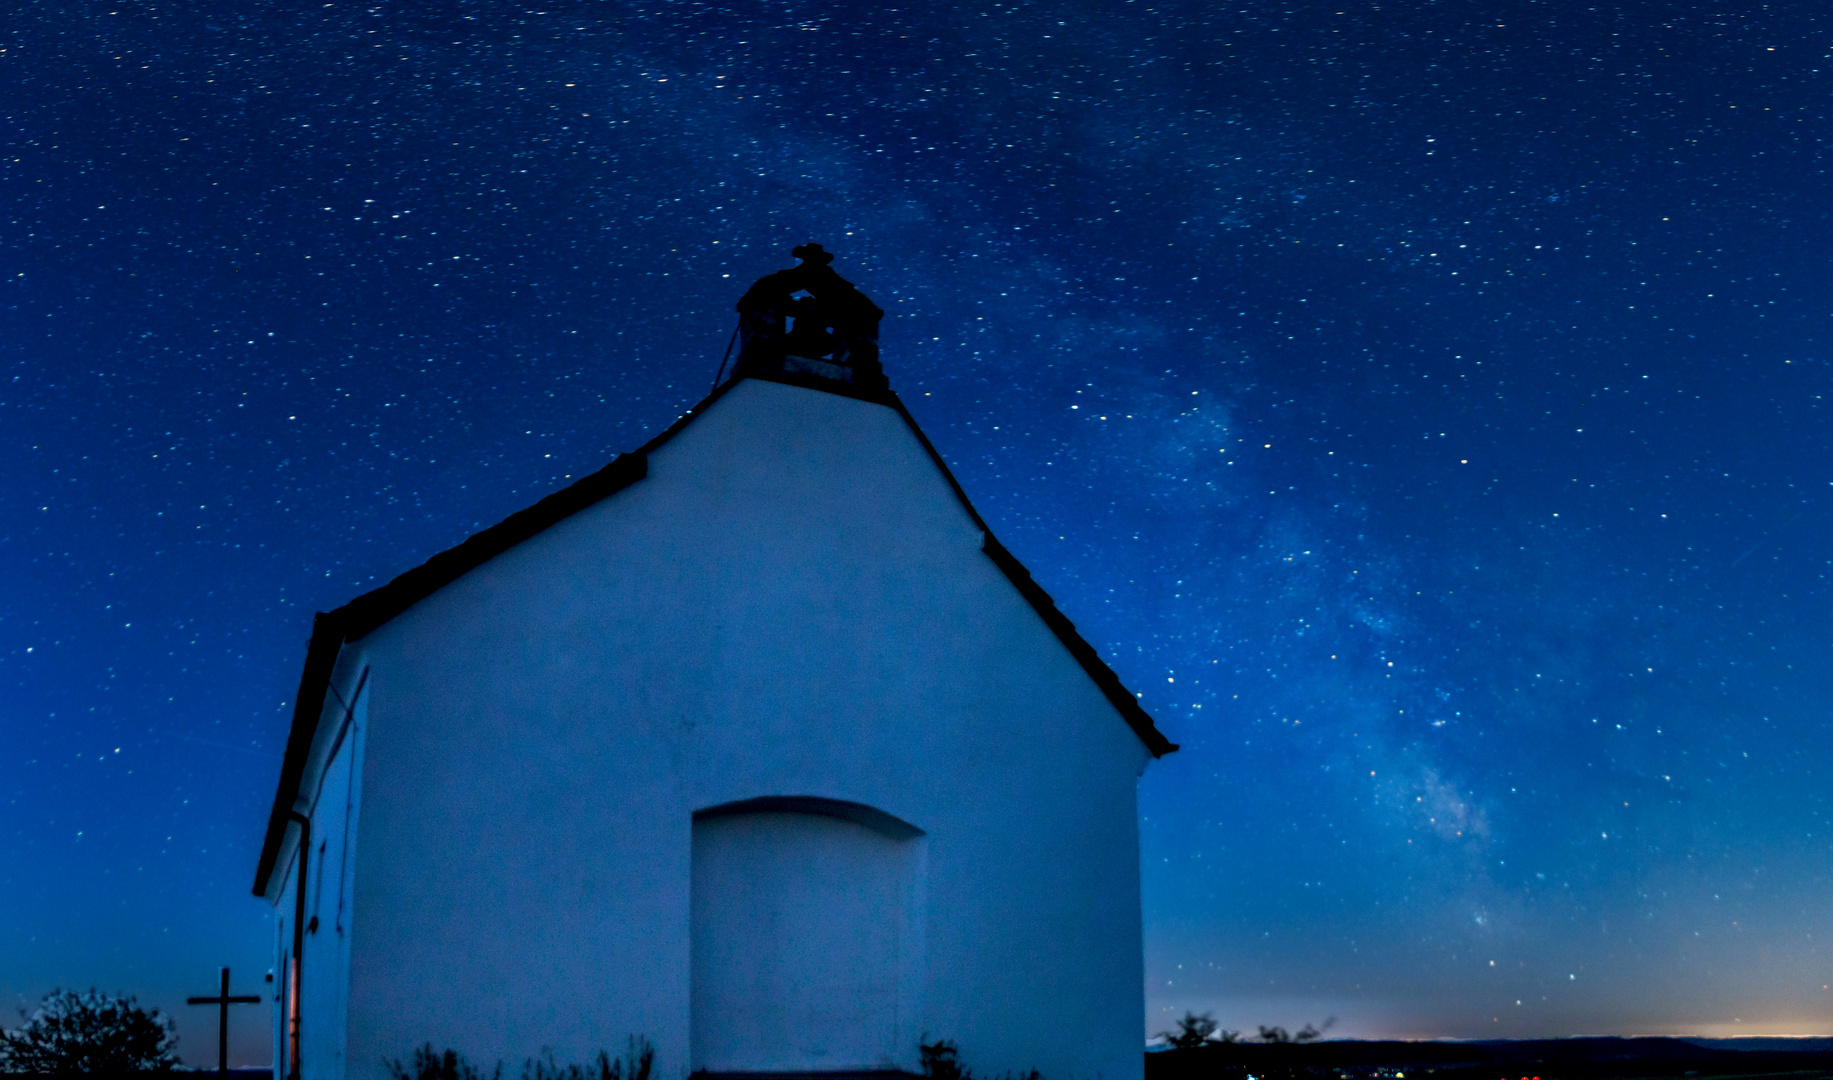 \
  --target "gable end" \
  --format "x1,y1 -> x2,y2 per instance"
979,534 -> 1177,758
875,391 -> 1178,760
340,451 -> 648,641
253,373 -> 1176,896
